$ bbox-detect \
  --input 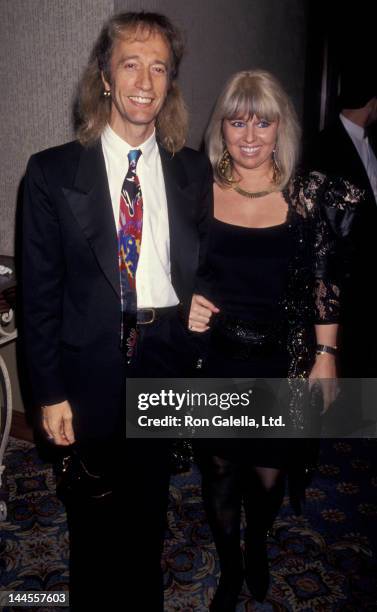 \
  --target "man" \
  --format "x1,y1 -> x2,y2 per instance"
22,12 -> 212,610
306,70 -> 377,376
